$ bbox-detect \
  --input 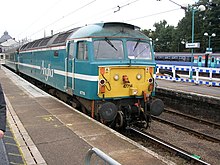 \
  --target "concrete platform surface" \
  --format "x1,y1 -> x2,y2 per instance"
156,79 -> 220,99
